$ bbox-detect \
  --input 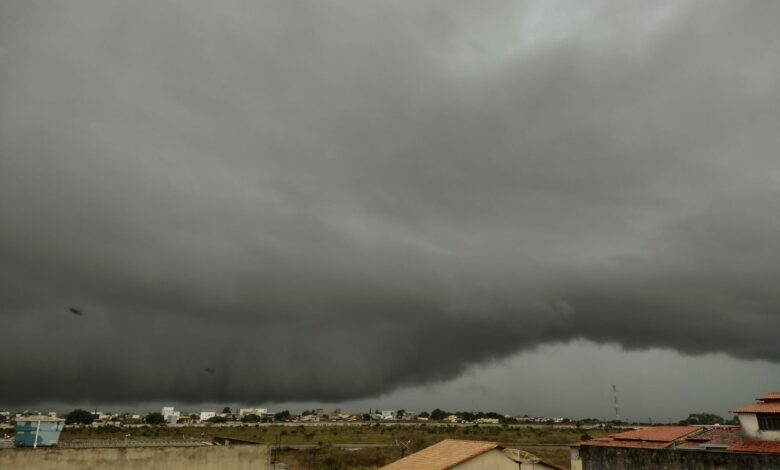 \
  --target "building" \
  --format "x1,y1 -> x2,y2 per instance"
381,410 -> 396,420
380,439 -> 563,470
14,415 -> 65,448
200,411 -> 216,422
572,393 -> 780,469
239,408 -> 267,417
161,407 -> 181,424
730,392 -> 780,440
